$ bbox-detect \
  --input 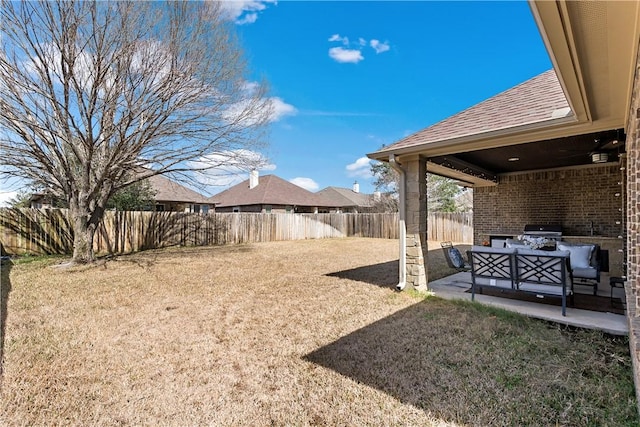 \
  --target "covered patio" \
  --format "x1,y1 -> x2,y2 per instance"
367,0 -> 640,409
428,268 -> 627,336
